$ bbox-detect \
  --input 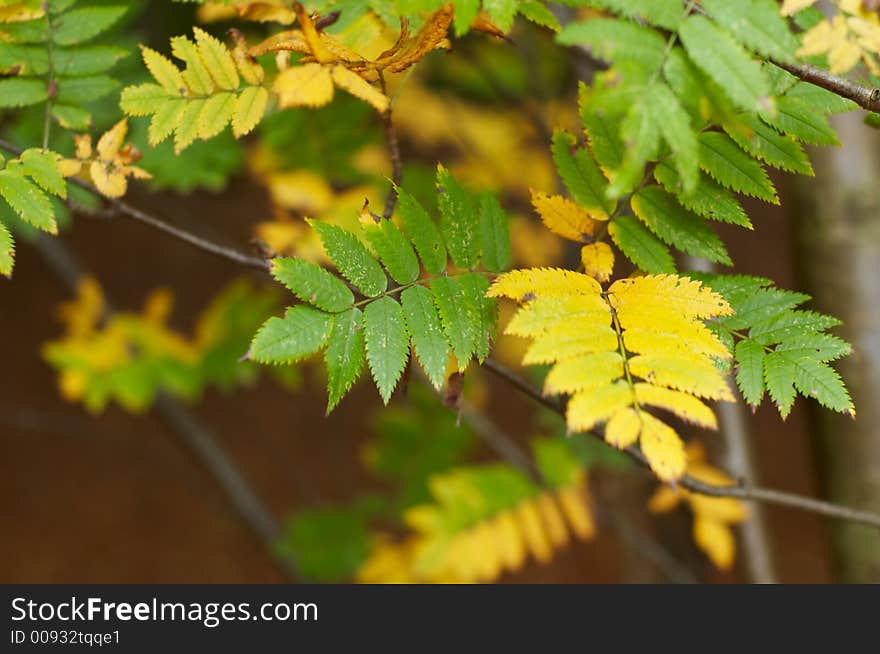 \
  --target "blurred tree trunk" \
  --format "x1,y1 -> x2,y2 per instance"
792,112 -> 880,582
